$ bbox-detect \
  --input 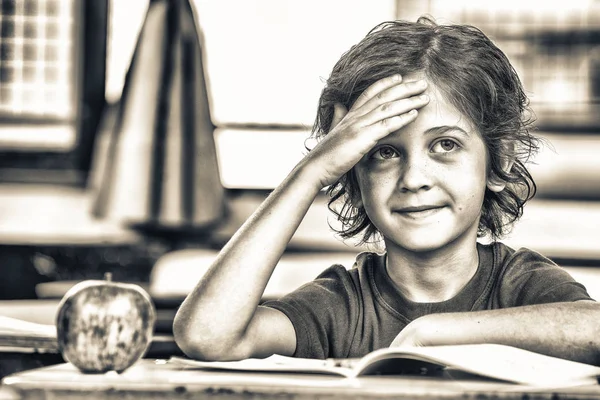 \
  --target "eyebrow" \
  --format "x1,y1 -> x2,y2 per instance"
423,125 -> 471,137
